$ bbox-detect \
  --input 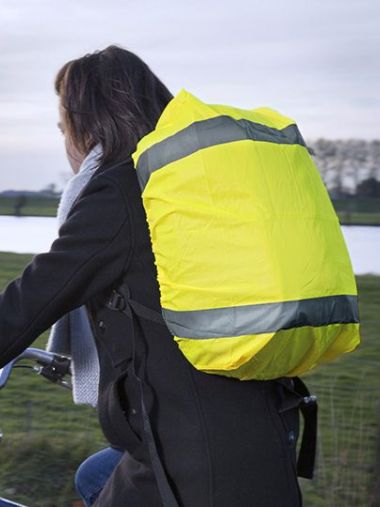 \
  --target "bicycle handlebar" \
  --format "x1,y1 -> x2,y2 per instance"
0,348 -> 71,390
